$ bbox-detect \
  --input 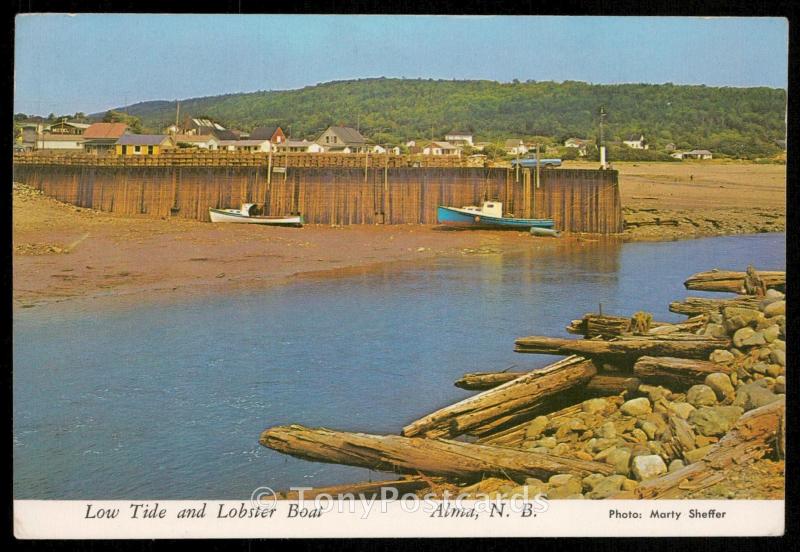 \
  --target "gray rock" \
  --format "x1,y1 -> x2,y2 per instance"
709,349 -> 735,364
686,384 -> 718,407
688,406 -> 744,436
620,397 -> 652,416
704,372 -> 735,402
763,300 -> 785,317
581,398 -> 608,414
733,382 -> 781,411
606,447 -> 632,475
585,475 -> 627,499
668,459 -> 685,472
771,339 -> 785,351
631,455 -> 668,481
765,289 -> 784,299
638,384 -> 671,402
723,307 -> 763,327
581,473 -> 606,490
741,329 -> 767,347
668,401 -> 696,419
596,421 -> 616,439
774,376 -> 786,394
733,327 -> 756,348
703,324 -> 727,339
765,364 -> 783,378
